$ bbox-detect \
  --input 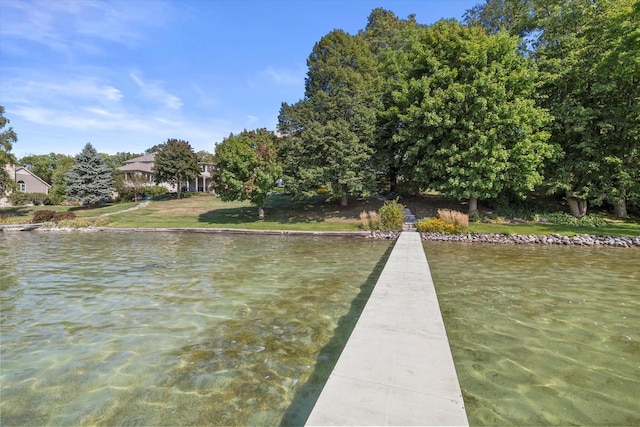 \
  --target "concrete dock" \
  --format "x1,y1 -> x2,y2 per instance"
305,232 -> 469,426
